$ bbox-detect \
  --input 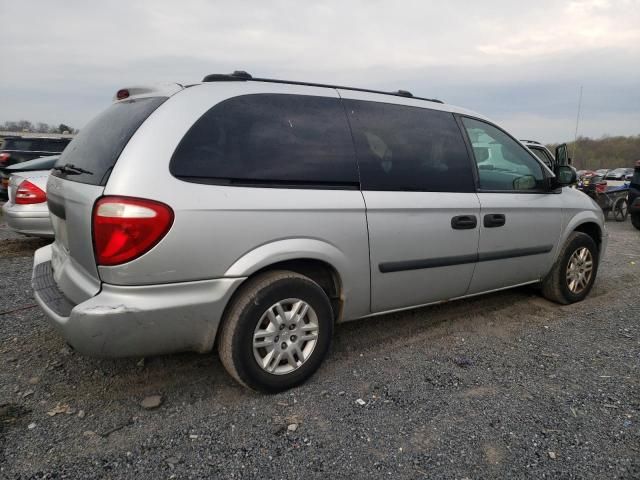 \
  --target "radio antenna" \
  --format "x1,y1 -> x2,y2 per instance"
572,85 -> 583,161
